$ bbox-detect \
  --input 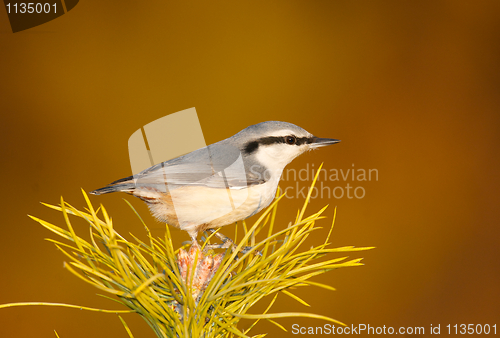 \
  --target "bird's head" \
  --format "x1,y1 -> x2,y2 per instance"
234,121 -> 340,173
